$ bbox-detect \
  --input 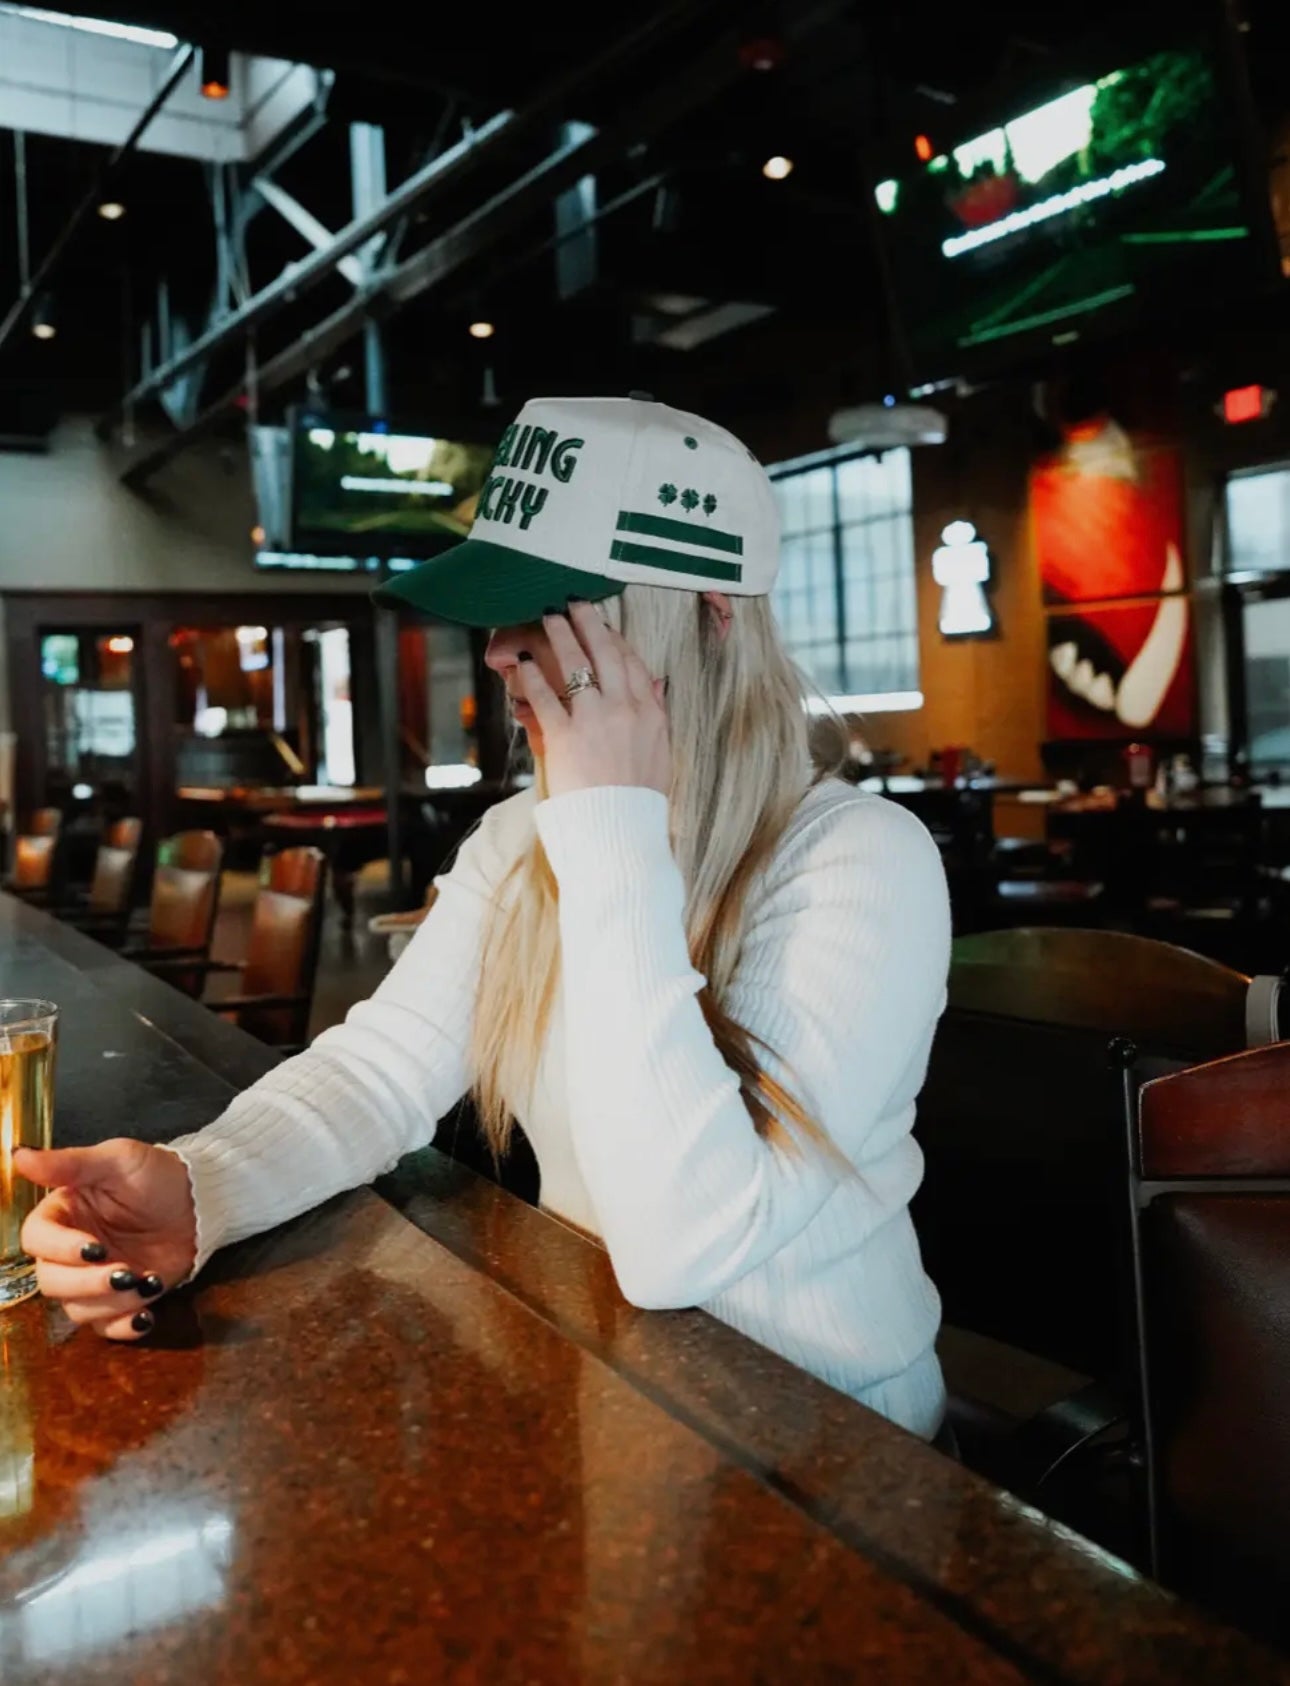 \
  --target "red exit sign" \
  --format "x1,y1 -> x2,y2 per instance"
1223,385 -> 1276,424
